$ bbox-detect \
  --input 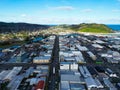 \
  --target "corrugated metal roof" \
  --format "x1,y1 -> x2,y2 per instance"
103,78 -> 117,90
61,81 -> 70,90
79,66 -> 91,78
85,77 -> 97,89
61,75 -> 80,82
4,67 -> 22,80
